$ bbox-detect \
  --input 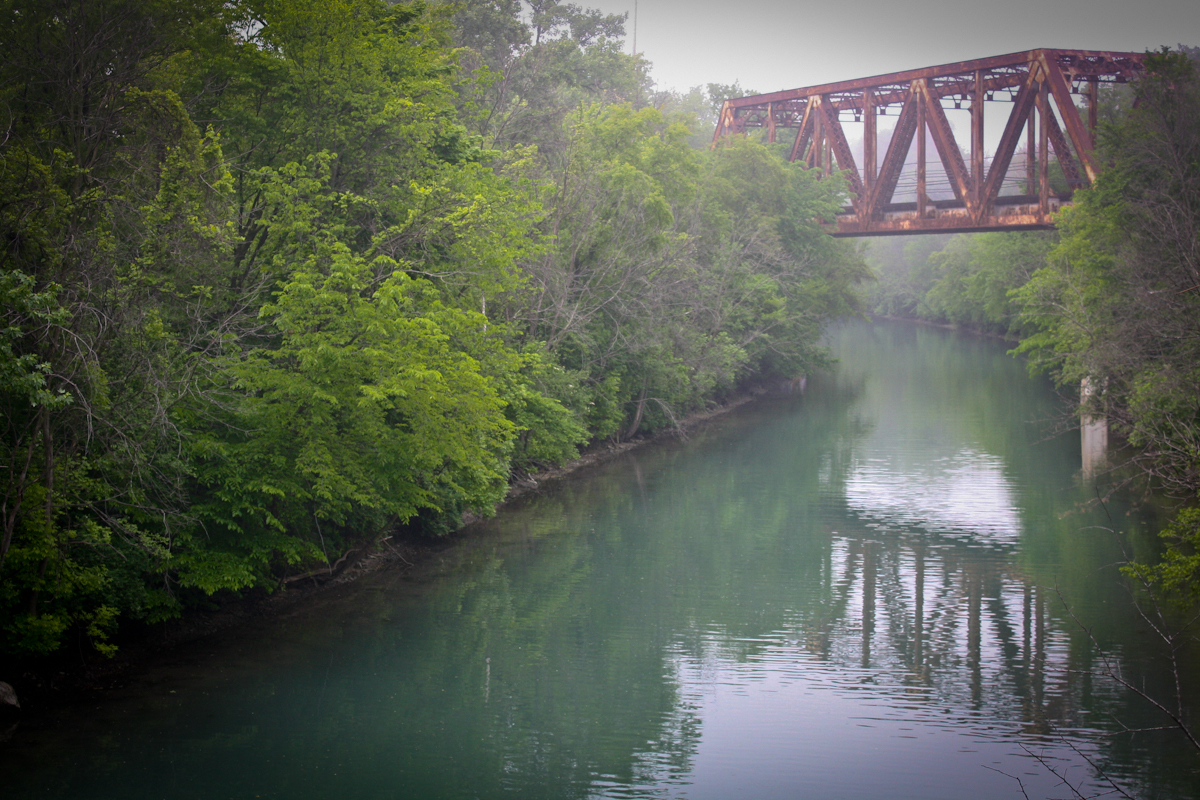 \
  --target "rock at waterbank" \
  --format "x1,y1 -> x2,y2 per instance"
780,375 -> 807,393
0,681 -> 22,742
0,681 -> 19,712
